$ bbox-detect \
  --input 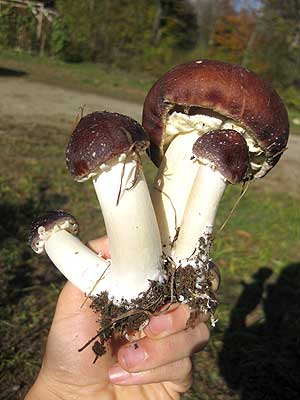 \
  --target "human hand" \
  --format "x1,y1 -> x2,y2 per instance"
26,237 -> 210,400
